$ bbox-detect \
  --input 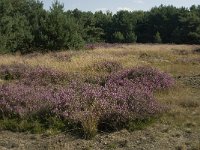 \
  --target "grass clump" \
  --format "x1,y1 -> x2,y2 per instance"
126,117 -> 158,131
92,61 -> 123,73
179,99 -> 199,108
